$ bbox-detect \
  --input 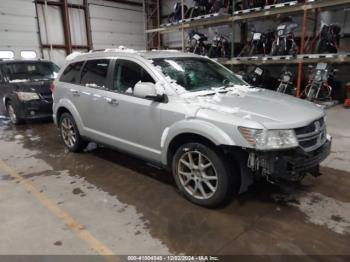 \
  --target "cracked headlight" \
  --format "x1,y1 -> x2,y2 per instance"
238,127 -> 298,150
16,92 -> 40,101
